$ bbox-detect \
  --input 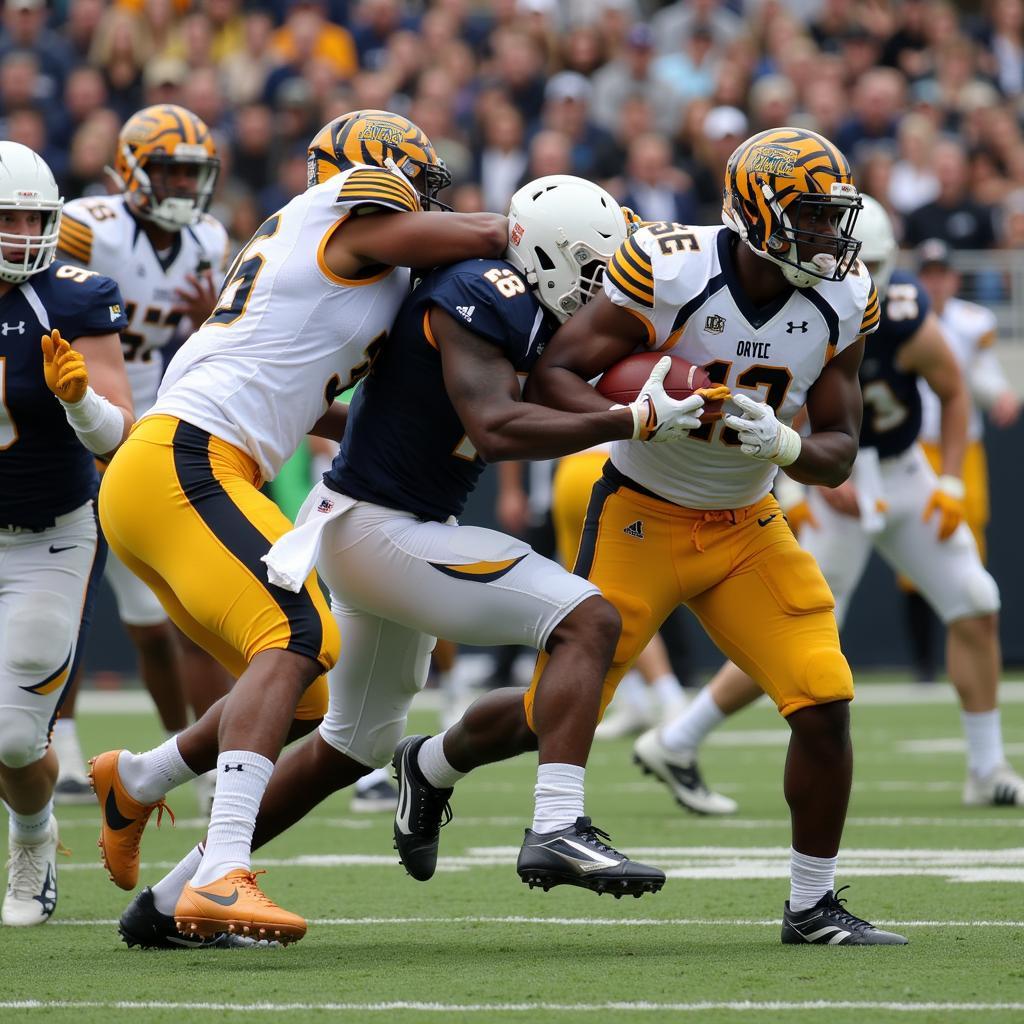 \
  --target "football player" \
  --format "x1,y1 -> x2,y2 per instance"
527,131 -> 908,944
640,197 -> 1023,824
52,105 -> 235,807
902,237 -> 1021,681
117,176 -> 702,948
88,110 -> 508,945
0,142 -> 132,926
